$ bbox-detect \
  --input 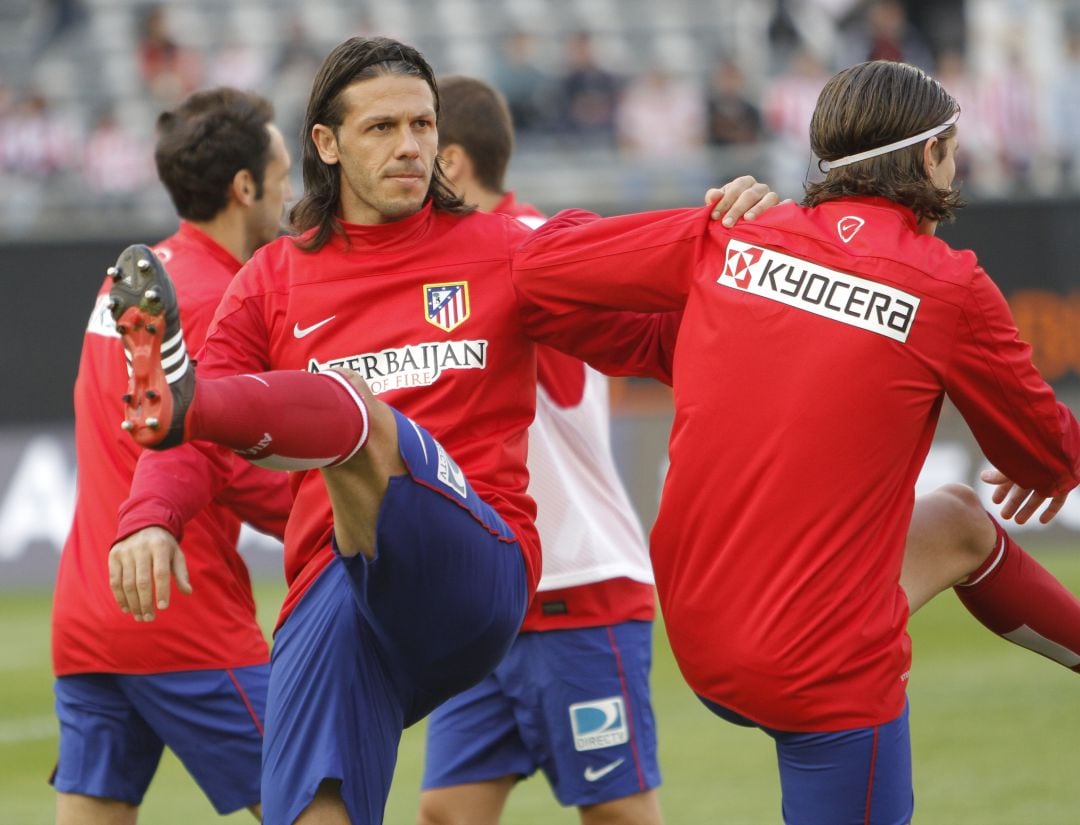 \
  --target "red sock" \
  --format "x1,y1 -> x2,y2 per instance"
188,370 -> 368,469
954,516 -> 1080,672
